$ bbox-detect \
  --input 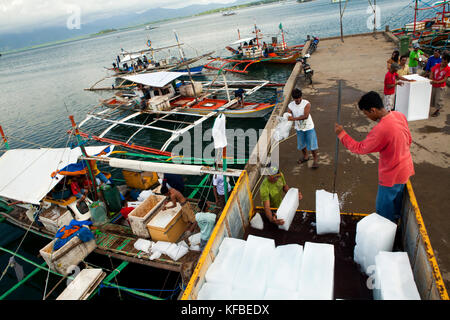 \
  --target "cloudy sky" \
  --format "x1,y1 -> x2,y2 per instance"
0,0 -> 236,33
